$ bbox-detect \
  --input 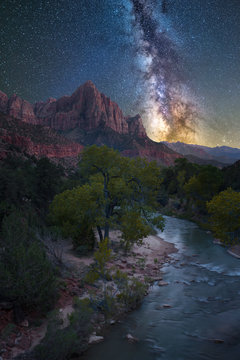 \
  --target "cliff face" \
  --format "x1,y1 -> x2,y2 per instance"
0,82 -> 182,165
34,81 -> 130,134
0,81 -> 146,137
121,139 -> 181,166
